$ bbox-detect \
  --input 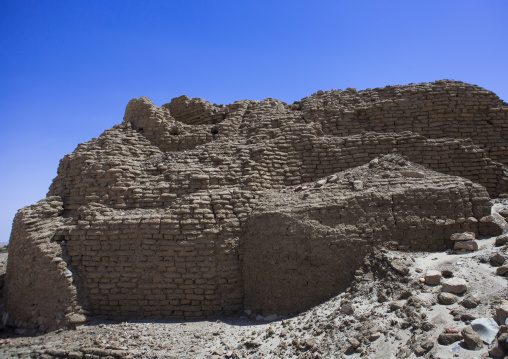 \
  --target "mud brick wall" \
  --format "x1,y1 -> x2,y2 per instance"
301,81 -> 508,164
163,95 -> 228,126
52,190 -> 257,319
242,172 -> 491,315
49,129 -> 508,218
4,197 -> 82,332
6,80 -> 508,331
